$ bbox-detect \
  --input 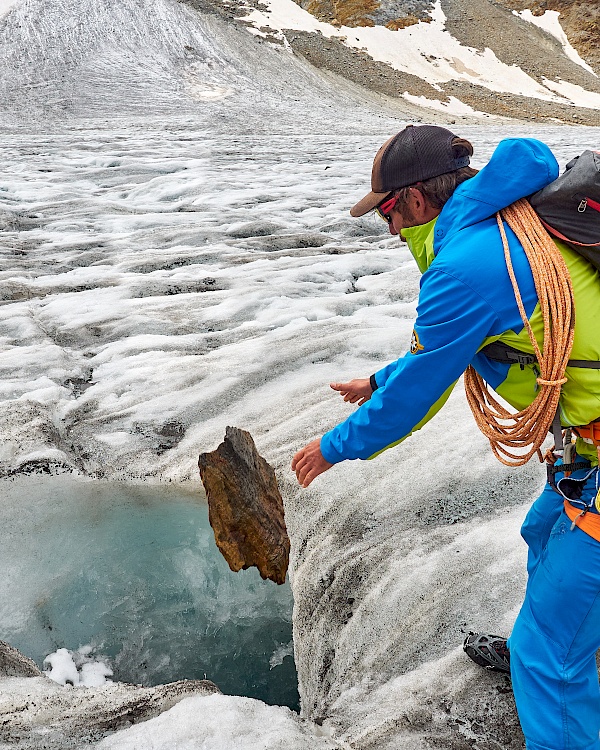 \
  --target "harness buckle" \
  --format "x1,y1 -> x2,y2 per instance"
507,351 -> 537,370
